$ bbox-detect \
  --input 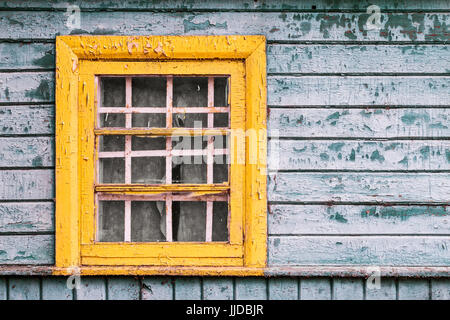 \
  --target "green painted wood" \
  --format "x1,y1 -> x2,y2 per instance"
365,278 -> 396,300
268,44 -> 450,74
235,278 -> 267,300
0,106 -> 54,136
42,277 -> 73,300
269,236 -> 450,266
8,277 -> 40,300
269,140 -> 450,171
174,277 -> 201,300
269,77 -> 450,106
332,278 -> 364,300
0,43 -> 54,70
0,235 -> 54,264
202,278 -> 233,300
268,205 -> 450,235
76,277 -> 106,300
141,277 -> 173,300
431,279 -> 450,300
299,278 -> 331,300
398,279 -> 430,300
0,169 -> 54,200
268,278 -> 298,300
269,172 -> 450,203
0,72 -> 54,103
268,108 -> 450,138
0,12 -> 448,42
0,137 -> 53,167
0,278 -> 6,300
0,202 -> 54,233
107,277 -> 140,300
2,0 -> 450,11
